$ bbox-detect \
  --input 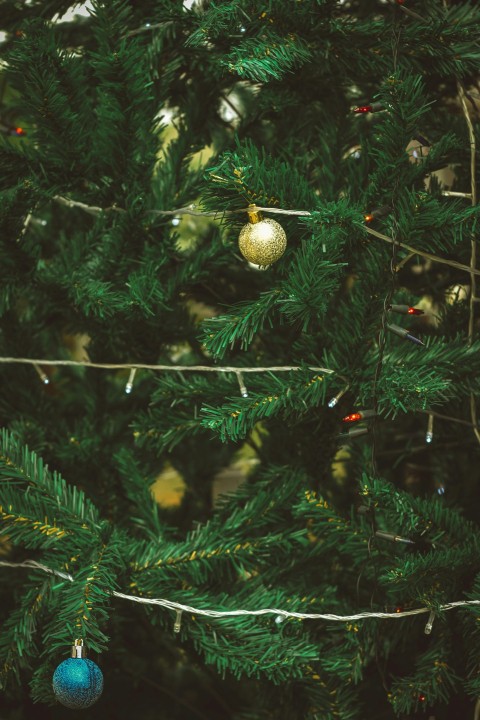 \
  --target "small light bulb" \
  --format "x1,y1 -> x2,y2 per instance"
34,364 -> 49,385
275,615 -> 284,624
223,108 -> 235,122
339,426 -> 369,440
328,385 -> 350,409
171,217 -> 181,226
145,22 -> 151,27
387,323 -> 424,346
125,368 -> 137,395
174,609 -> 183,633
426,414 -> 434,444
437,485 -> 445,495
240,26 -> 246,32
342,410 -> 376,423
236,371 -> 248,398
342,412 -> 362,423
424,610 -> 435,635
